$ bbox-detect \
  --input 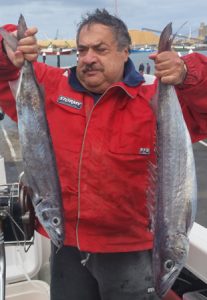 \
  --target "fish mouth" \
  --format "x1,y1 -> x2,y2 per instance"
156,268 -> 179,297
50,234 -> 64,249
47,226 -> 64,249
